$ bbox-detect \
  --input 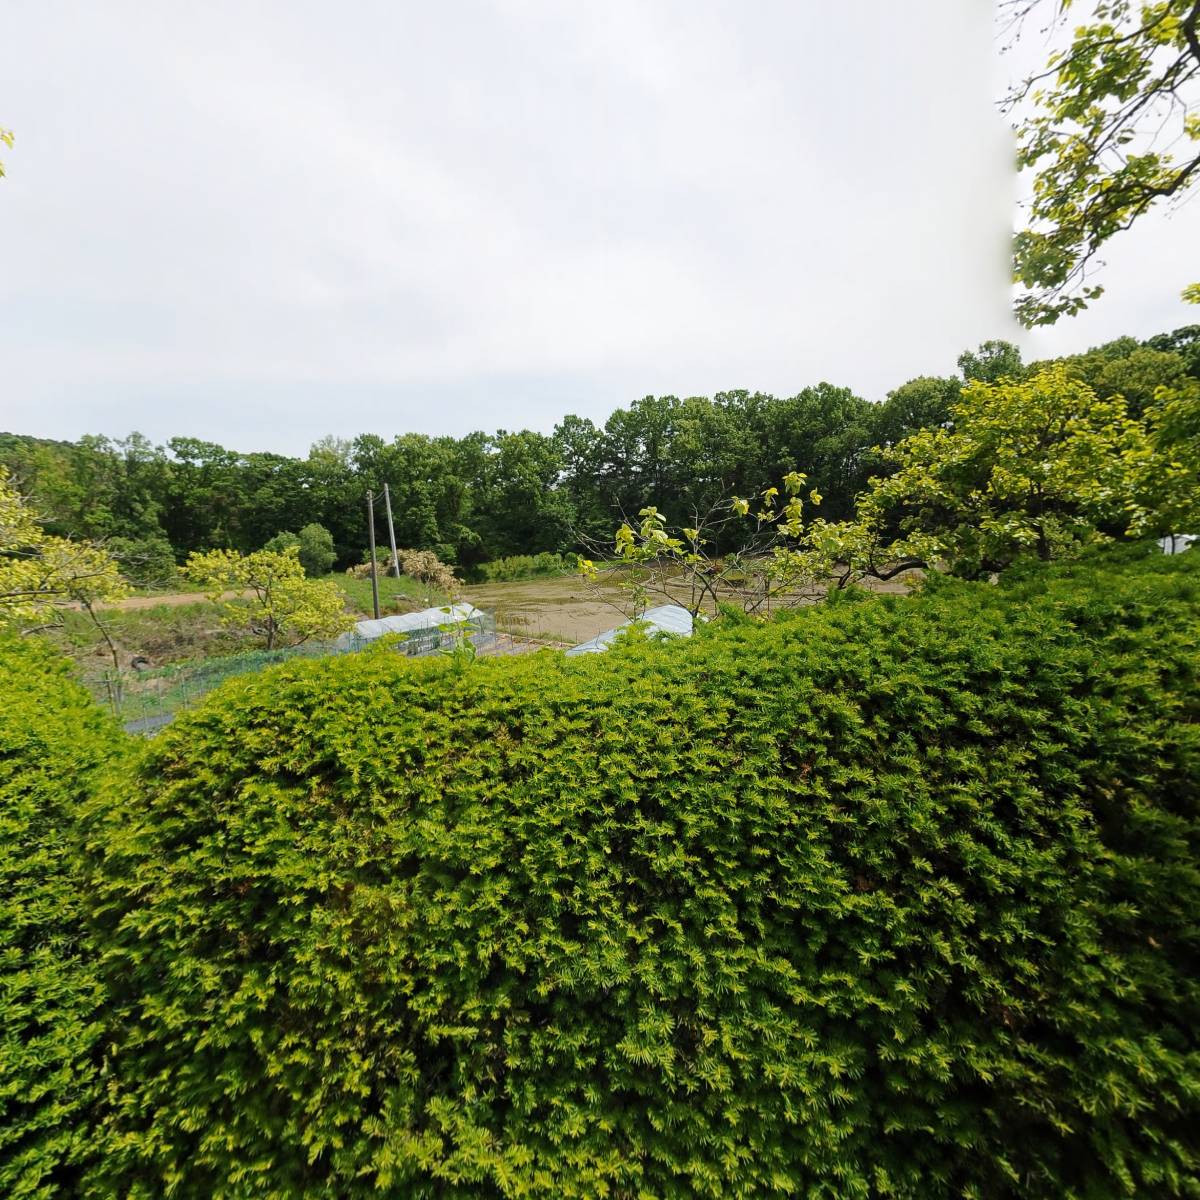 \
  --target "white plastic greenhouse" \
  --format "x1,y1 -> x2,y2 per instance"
565,604 -> 693,656
335,603 -> 494,656
1159,533 -> 1197,555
